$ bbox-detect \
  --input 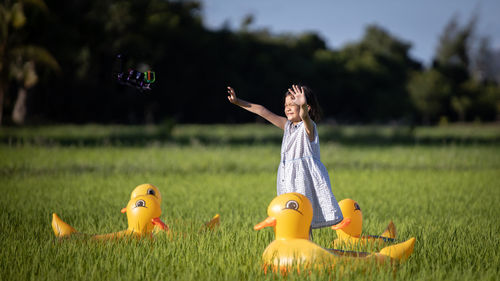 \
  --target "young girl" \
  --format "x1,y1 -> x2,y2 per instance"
227,85 -> 348,230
